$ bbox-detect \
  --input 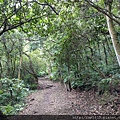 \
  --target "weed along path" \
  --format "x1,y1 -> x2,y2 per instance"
20,77 -> 120,115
